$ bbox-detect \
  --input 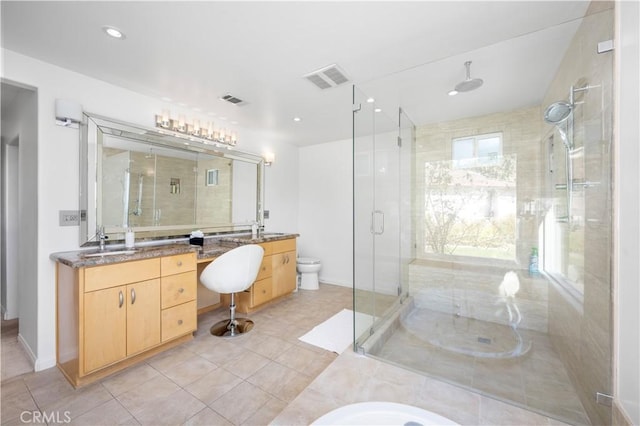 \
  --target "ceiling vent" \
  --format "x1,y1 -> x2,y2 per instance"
304,64 -> 350,90
220,93 -> 247,106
